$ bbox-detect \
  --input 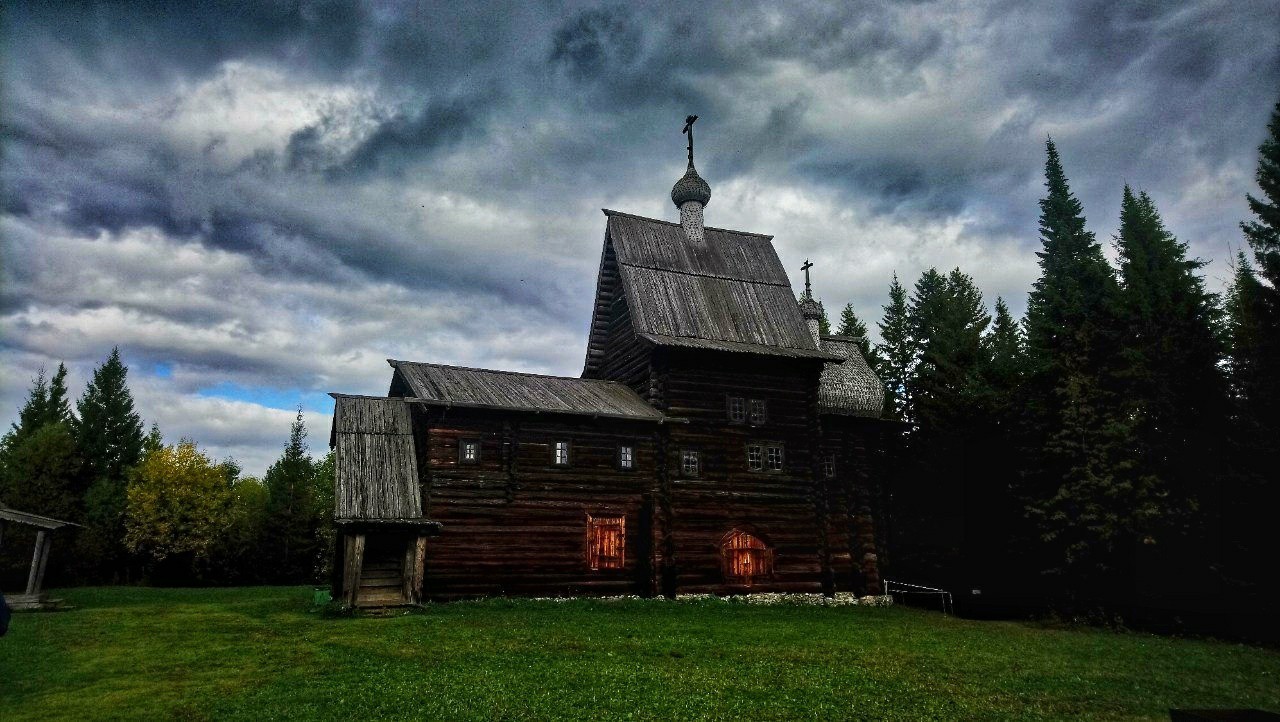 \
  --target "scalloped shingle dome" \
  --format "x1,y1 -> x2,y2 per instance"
671,162 -> 711,208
